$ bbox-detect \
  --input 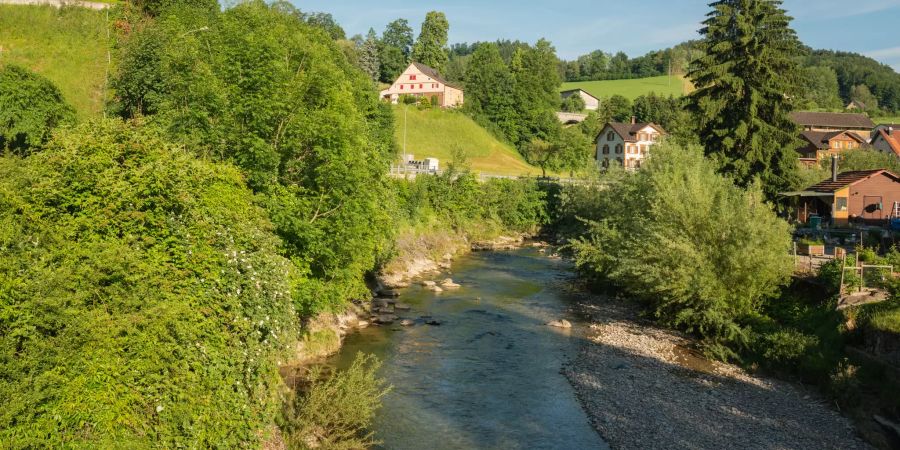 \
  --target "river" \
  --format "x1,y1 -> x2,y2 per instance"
328,248 -> 609,450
